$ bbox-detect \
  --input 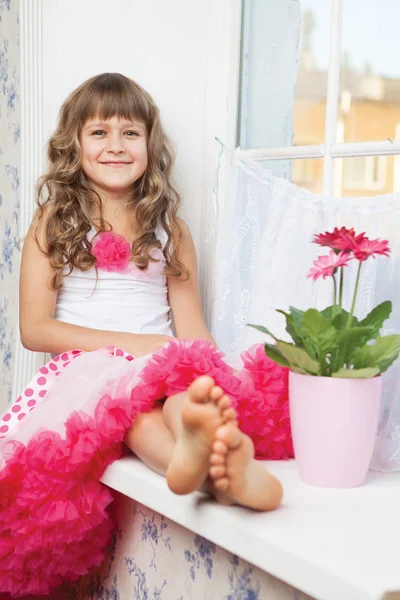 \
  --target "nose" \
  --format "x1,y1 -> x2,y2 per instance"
107,132 -> 124,153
